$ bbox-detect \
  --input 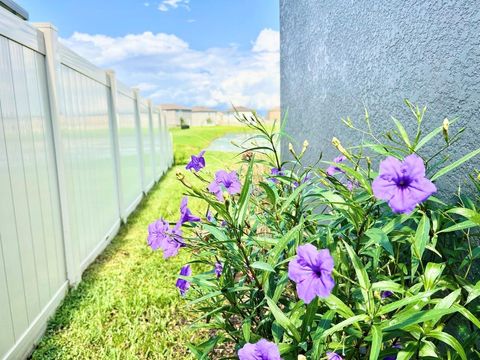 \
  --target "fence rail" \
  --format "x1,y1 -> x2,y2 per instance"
0,7 -> 173,360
